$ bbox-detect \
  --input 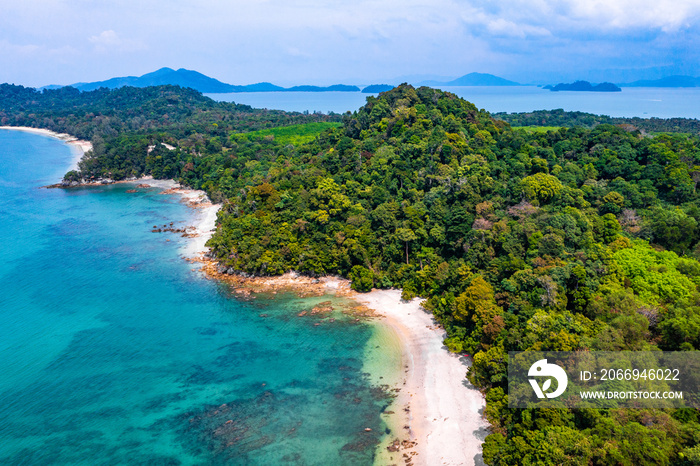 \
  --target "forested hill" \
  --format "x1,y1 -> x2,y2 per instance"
0,83 -> 340,141
206,85 -> 507,277
202,85 -> 700,464
3,83 -> 700,464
